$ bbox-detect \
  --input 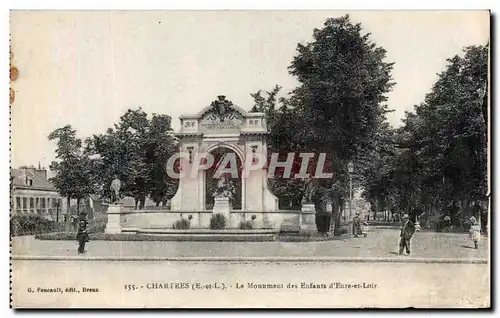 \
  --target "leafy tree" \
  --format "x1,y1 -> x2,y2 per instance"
48,125 -> 94,231
85,108 -> 179,208
250,86 -> 307,209
373,44 -> 489,226
253,15 -> 395,229
288,15 -> 395,166
147,114 -> 179,206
